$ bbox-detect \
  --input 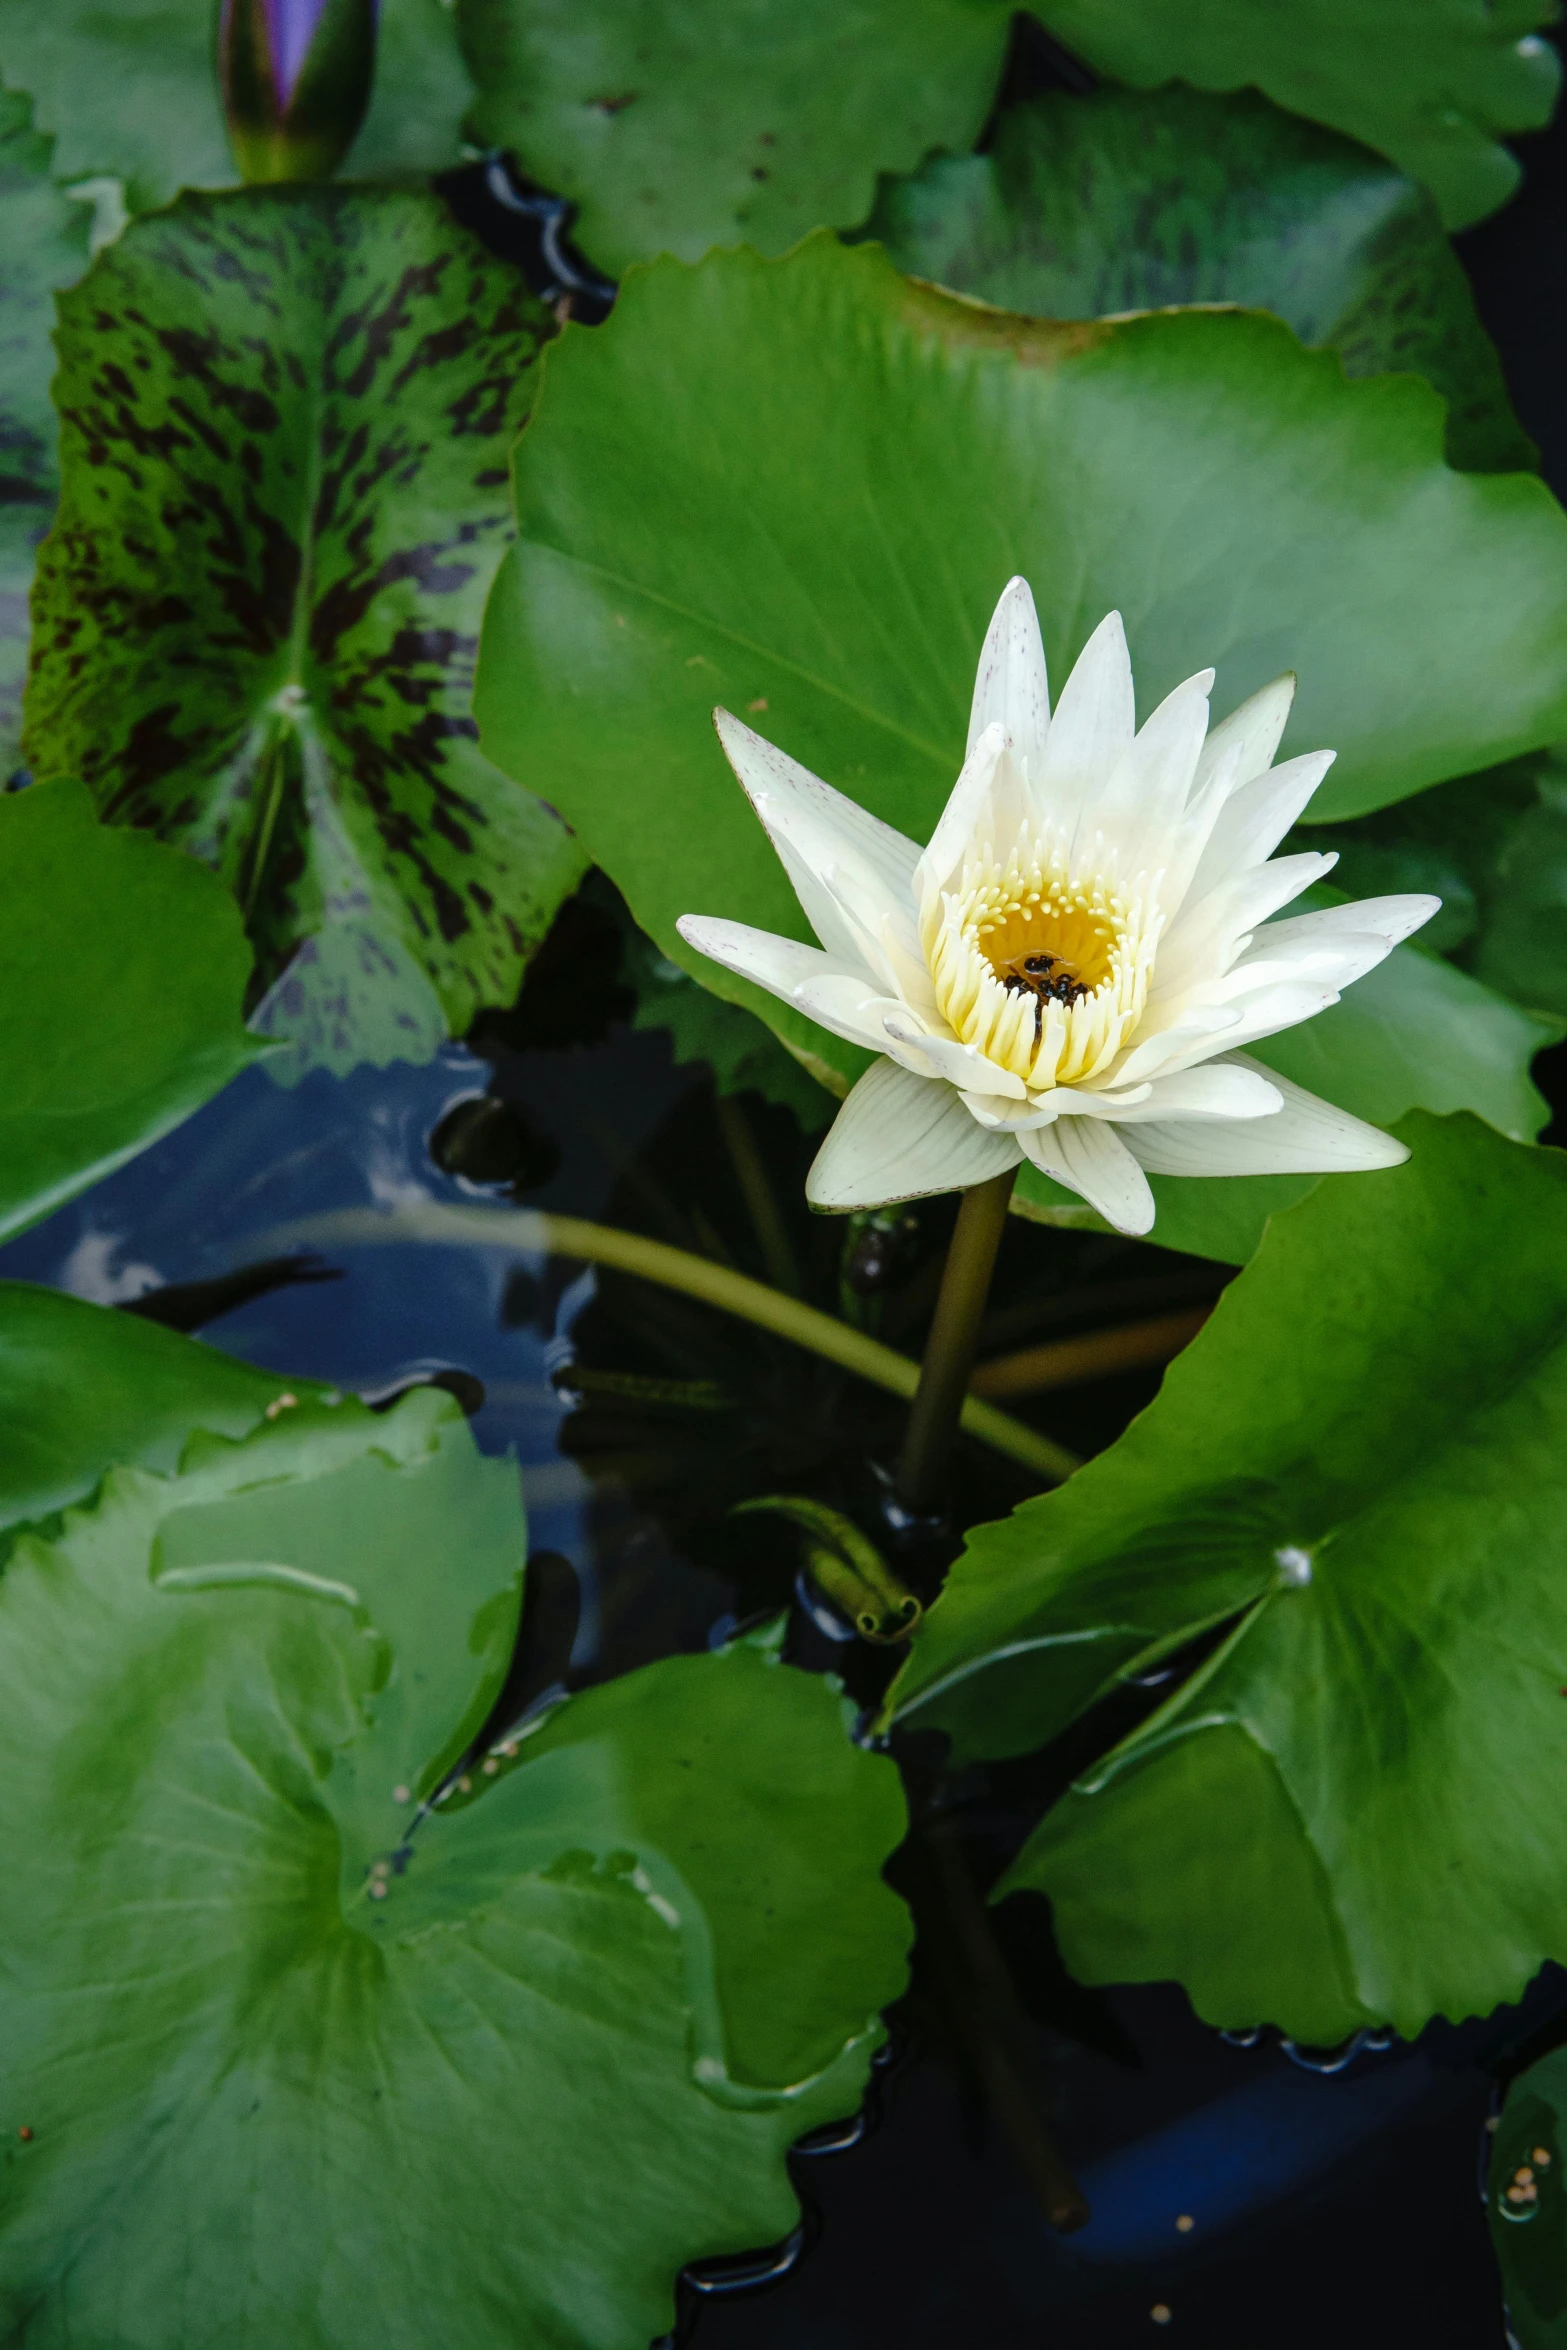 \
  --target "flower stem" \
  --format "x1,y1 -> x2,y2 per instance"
270,1199 -> 1078,1486
896,1168 -> 1019,1515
